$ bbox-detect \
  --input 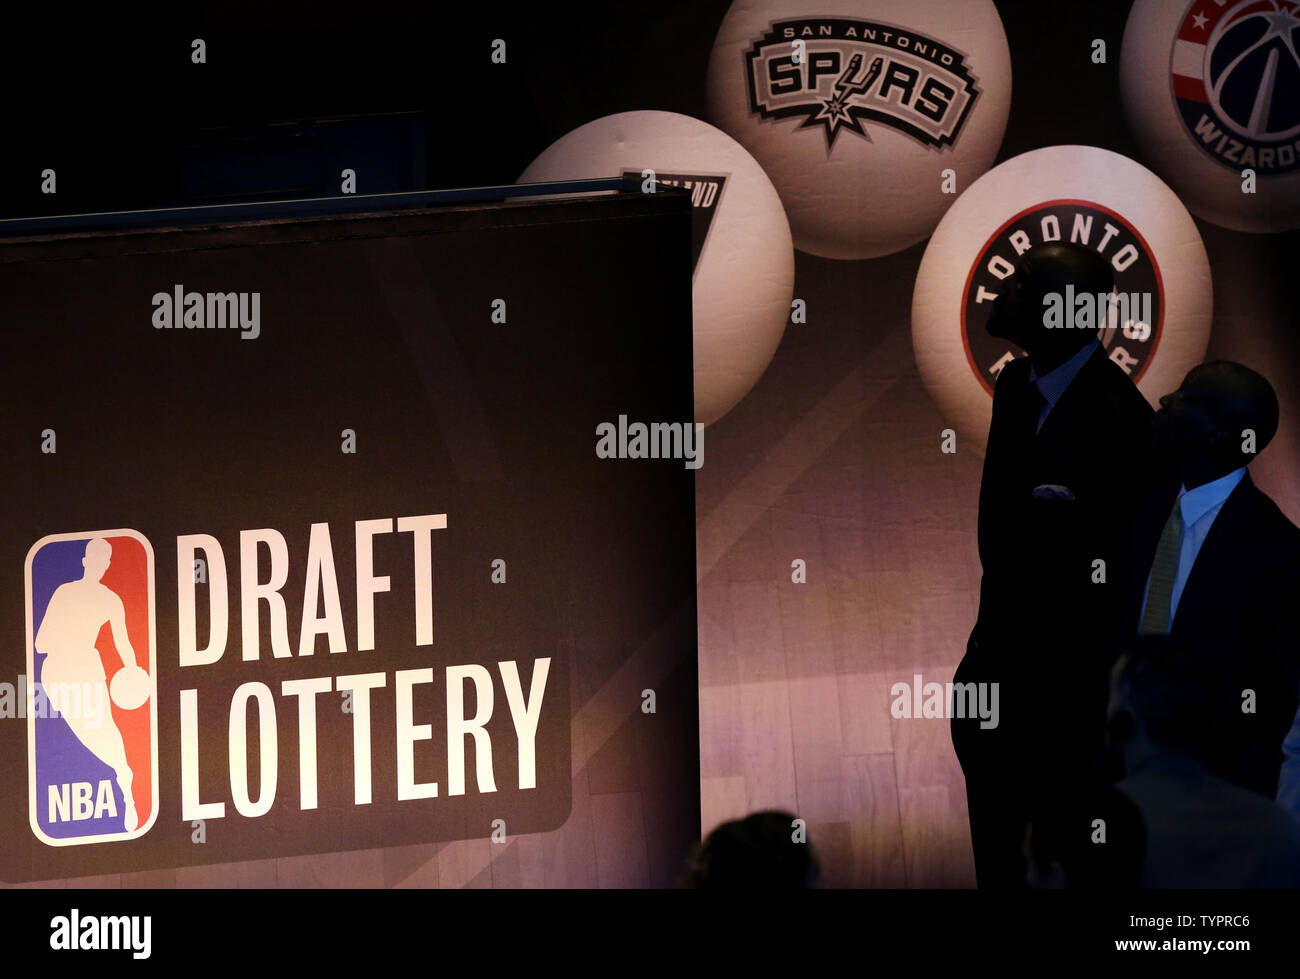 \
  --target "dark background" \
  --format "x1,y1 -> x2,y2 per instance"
1,0 -> 1297,891
1,0 -> 1292,377
0,1 -> 1151,211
